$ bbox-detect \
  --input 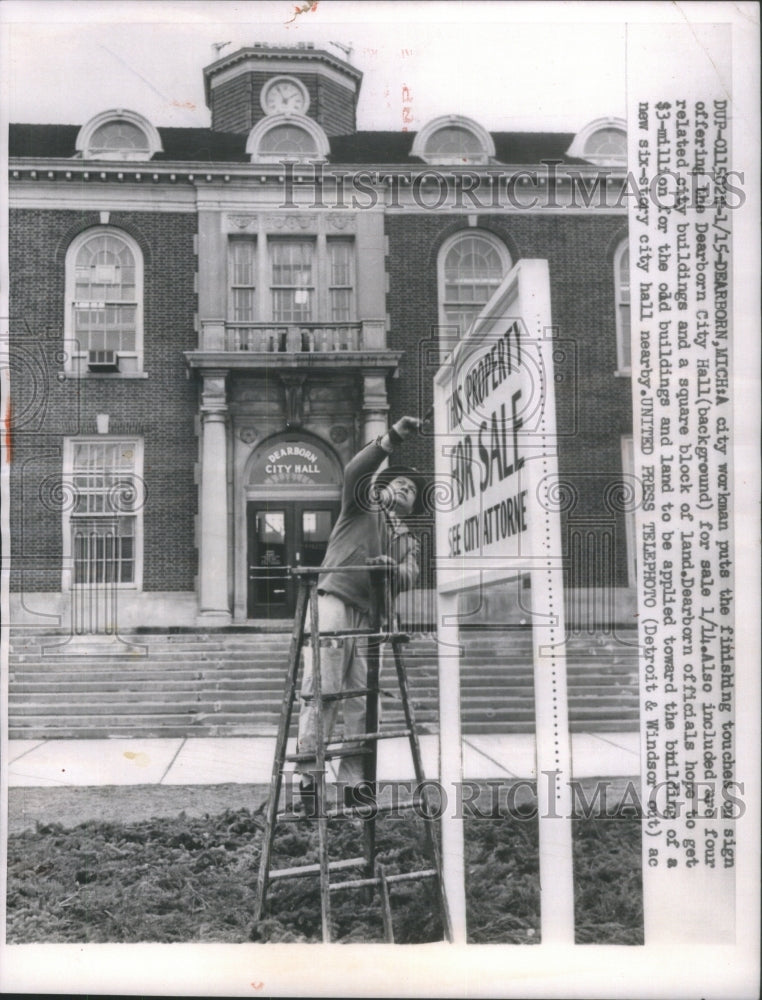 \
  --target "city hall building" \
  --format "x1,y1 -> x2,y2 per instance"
8,42 -> 634,634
